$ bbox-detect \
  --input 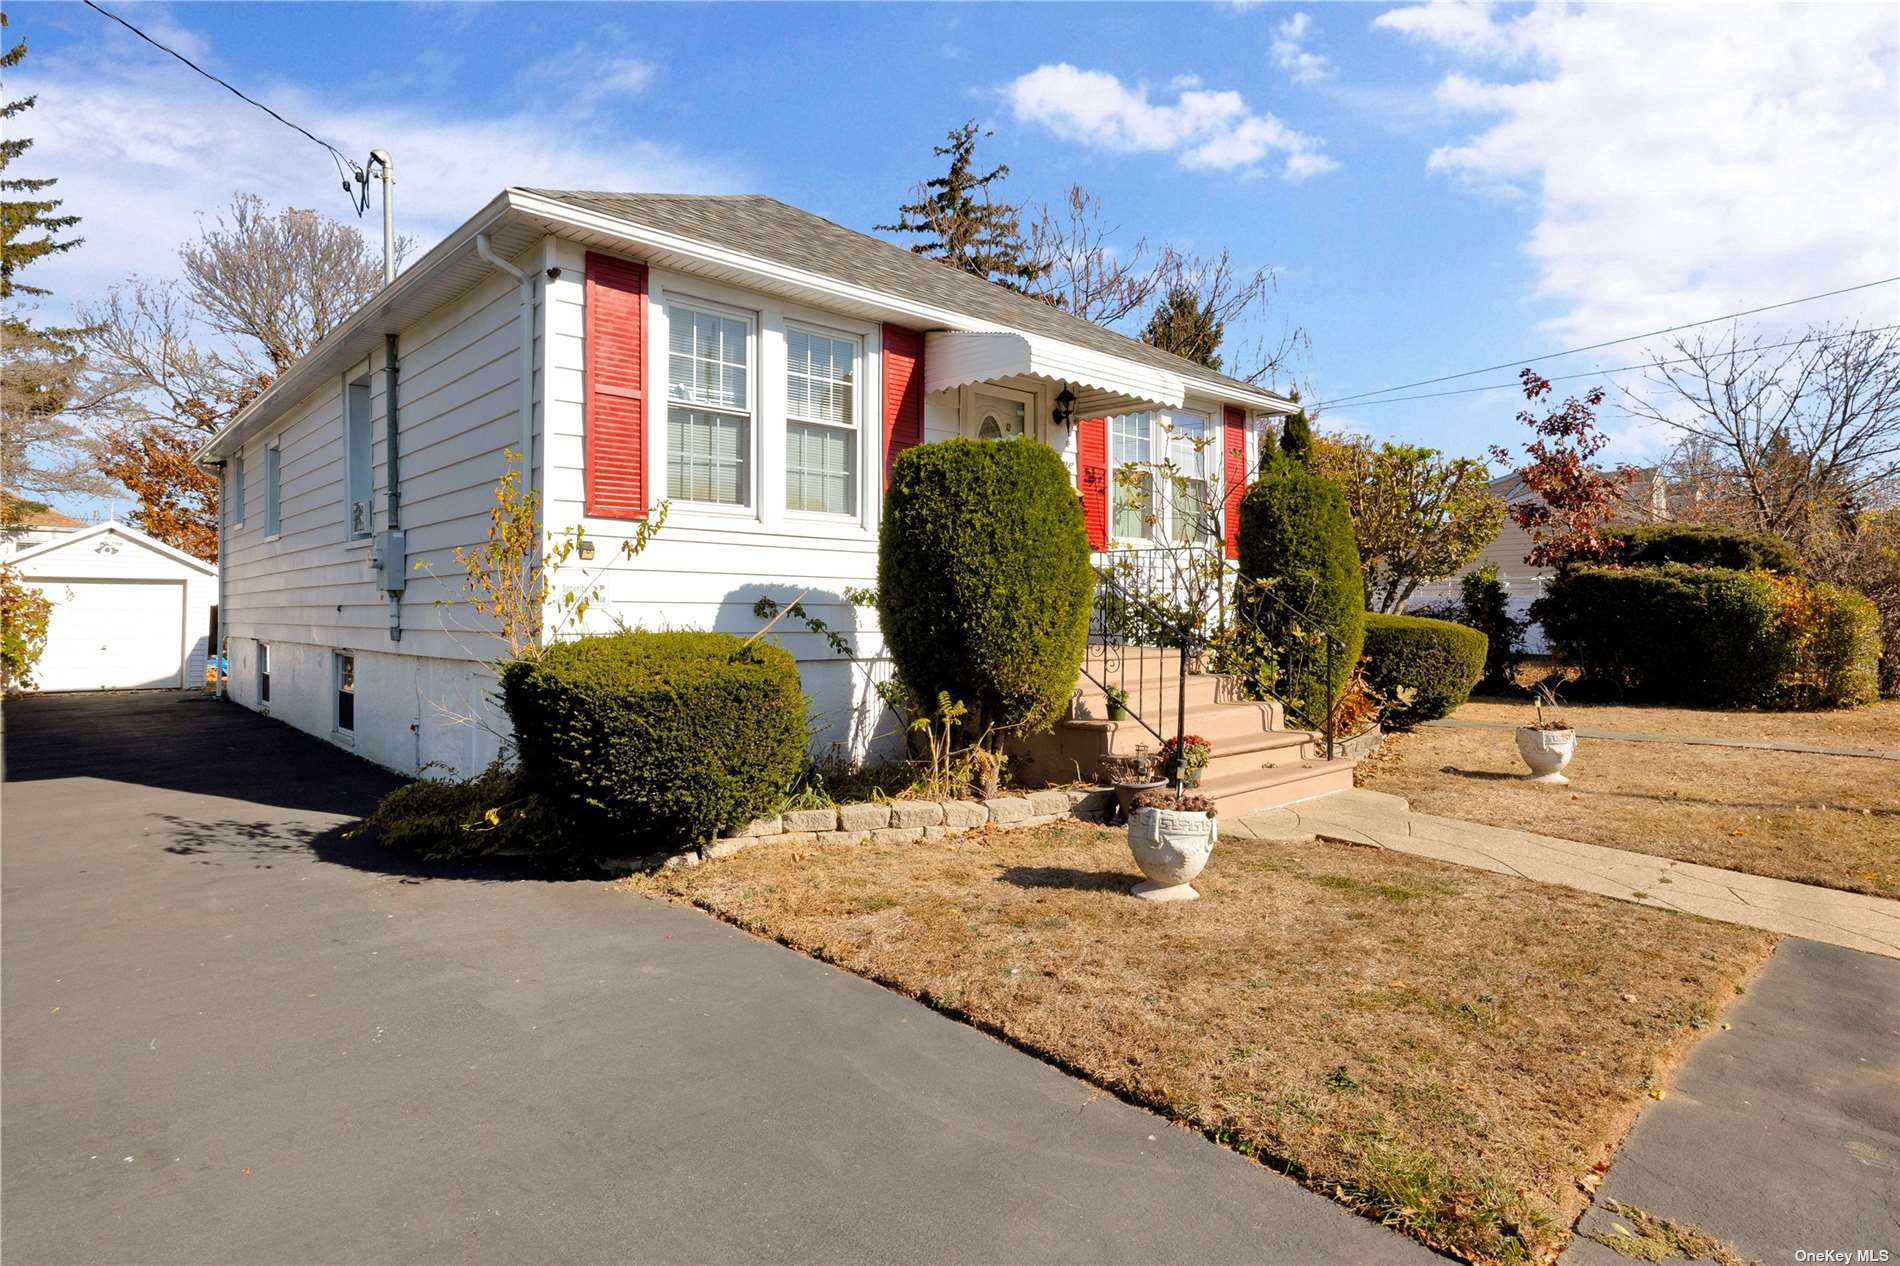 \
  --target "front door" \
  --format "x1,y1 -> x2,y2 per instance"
966,385 -> 1036,443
